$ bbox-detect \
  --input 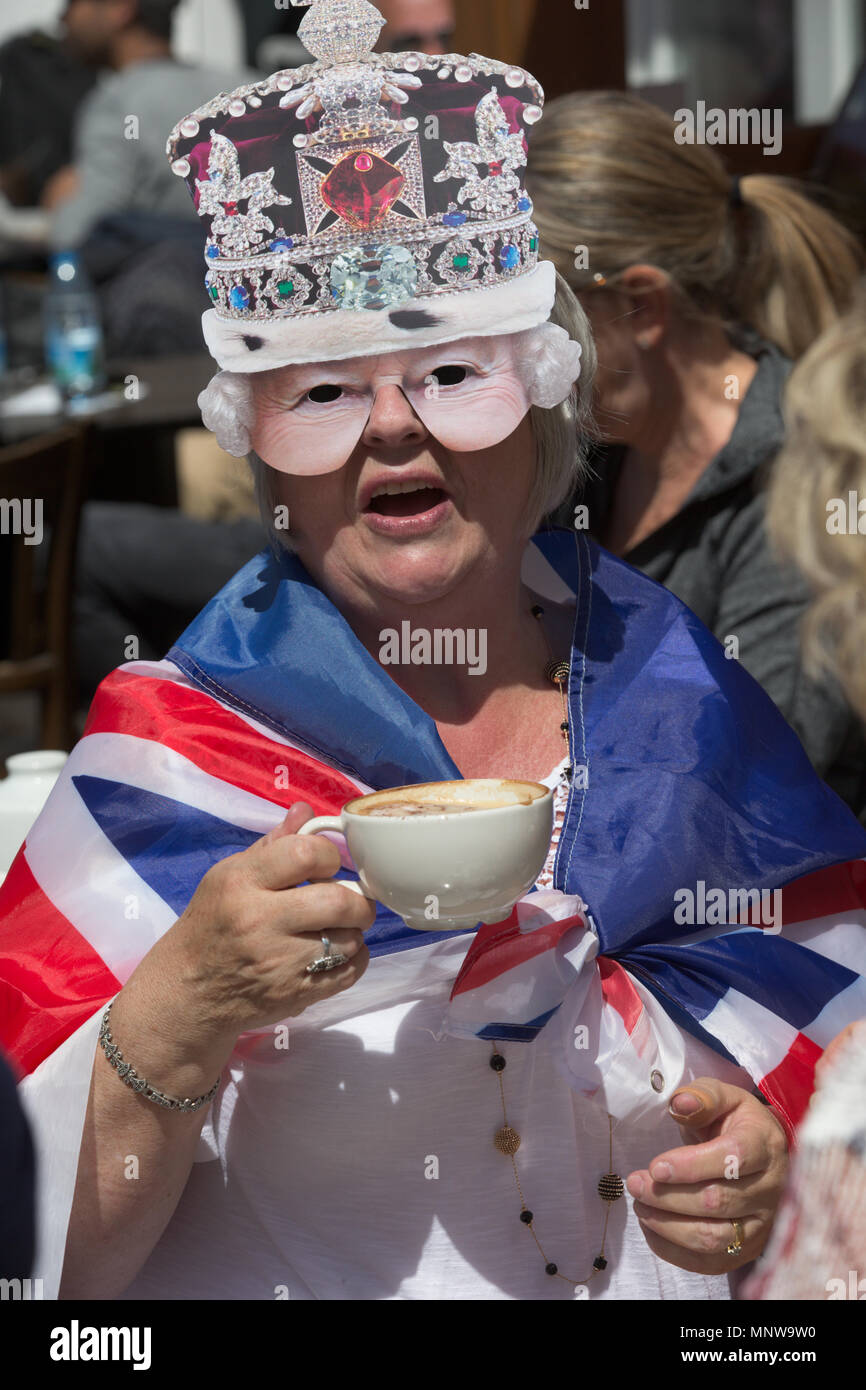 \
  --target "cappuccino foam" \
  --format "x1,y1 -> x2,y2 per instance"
352,778 -> 546,819
363,799 -> 503,818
